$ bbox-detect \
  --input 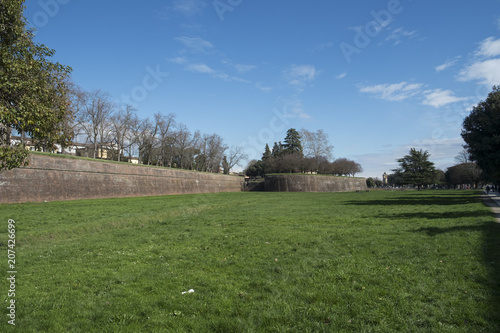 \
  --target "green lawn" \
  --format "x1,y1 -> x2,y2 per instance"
1,190 -> 499,332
